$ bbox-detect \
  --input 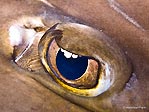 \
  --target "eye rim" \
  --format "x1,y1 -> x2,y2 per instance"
38,23 -> 132,97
